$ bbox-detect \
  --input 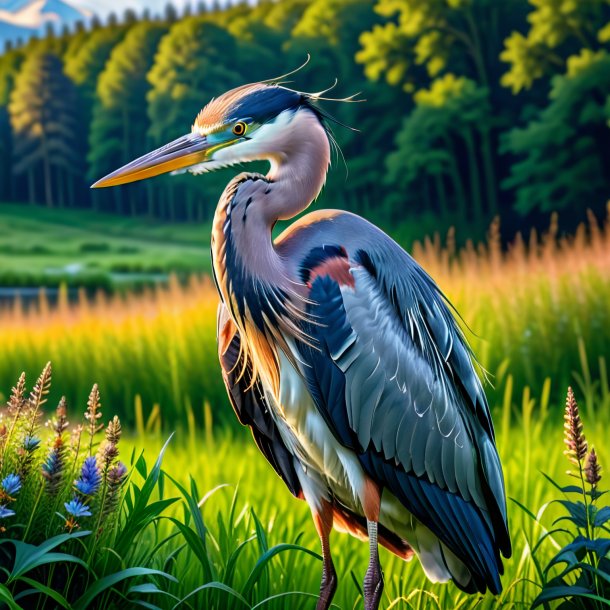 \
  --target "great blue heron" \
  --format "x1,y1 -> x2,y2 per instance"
93,80 -> 511,609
